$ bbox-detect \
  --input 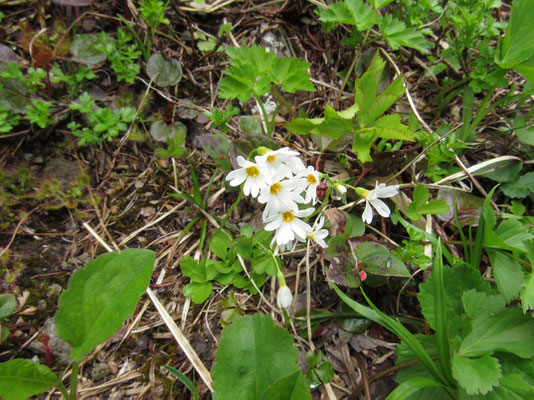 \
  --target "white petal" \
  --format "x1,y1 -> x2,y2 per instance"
277,285 -> 293,308
375,184 -> 399,198
371,198 -> 391,218
277,223 -> 294,245
362,200 -> 374,224
264,215 -> 282,231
